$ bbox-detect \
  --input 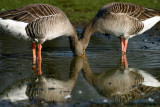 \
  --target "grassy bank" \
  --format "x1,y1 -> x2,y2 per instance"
0,0 -> 160,27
